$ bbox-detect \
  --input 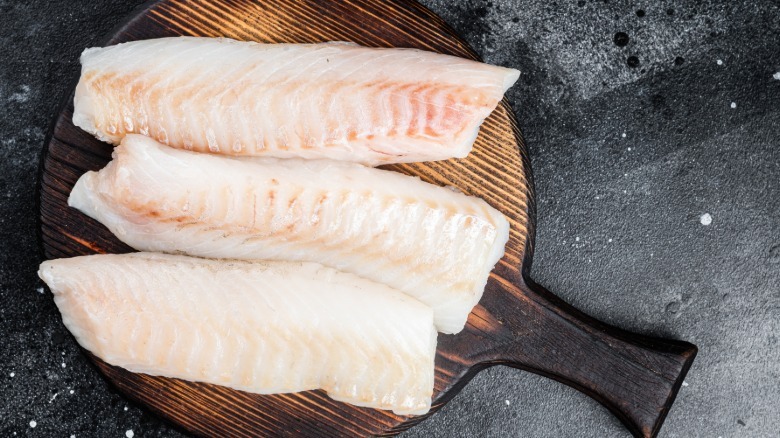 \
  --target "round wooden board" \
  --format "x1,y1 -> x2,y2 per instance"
39,0 -> 534,436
